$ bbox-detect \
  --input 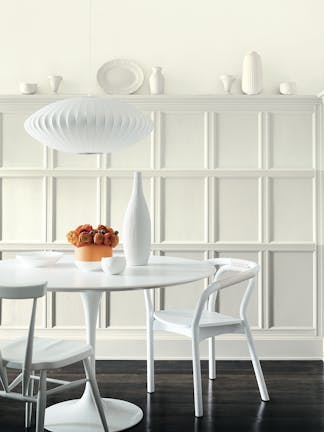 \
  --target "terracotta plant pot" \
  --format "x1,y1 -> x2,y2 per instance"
74,245 -> 112,262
